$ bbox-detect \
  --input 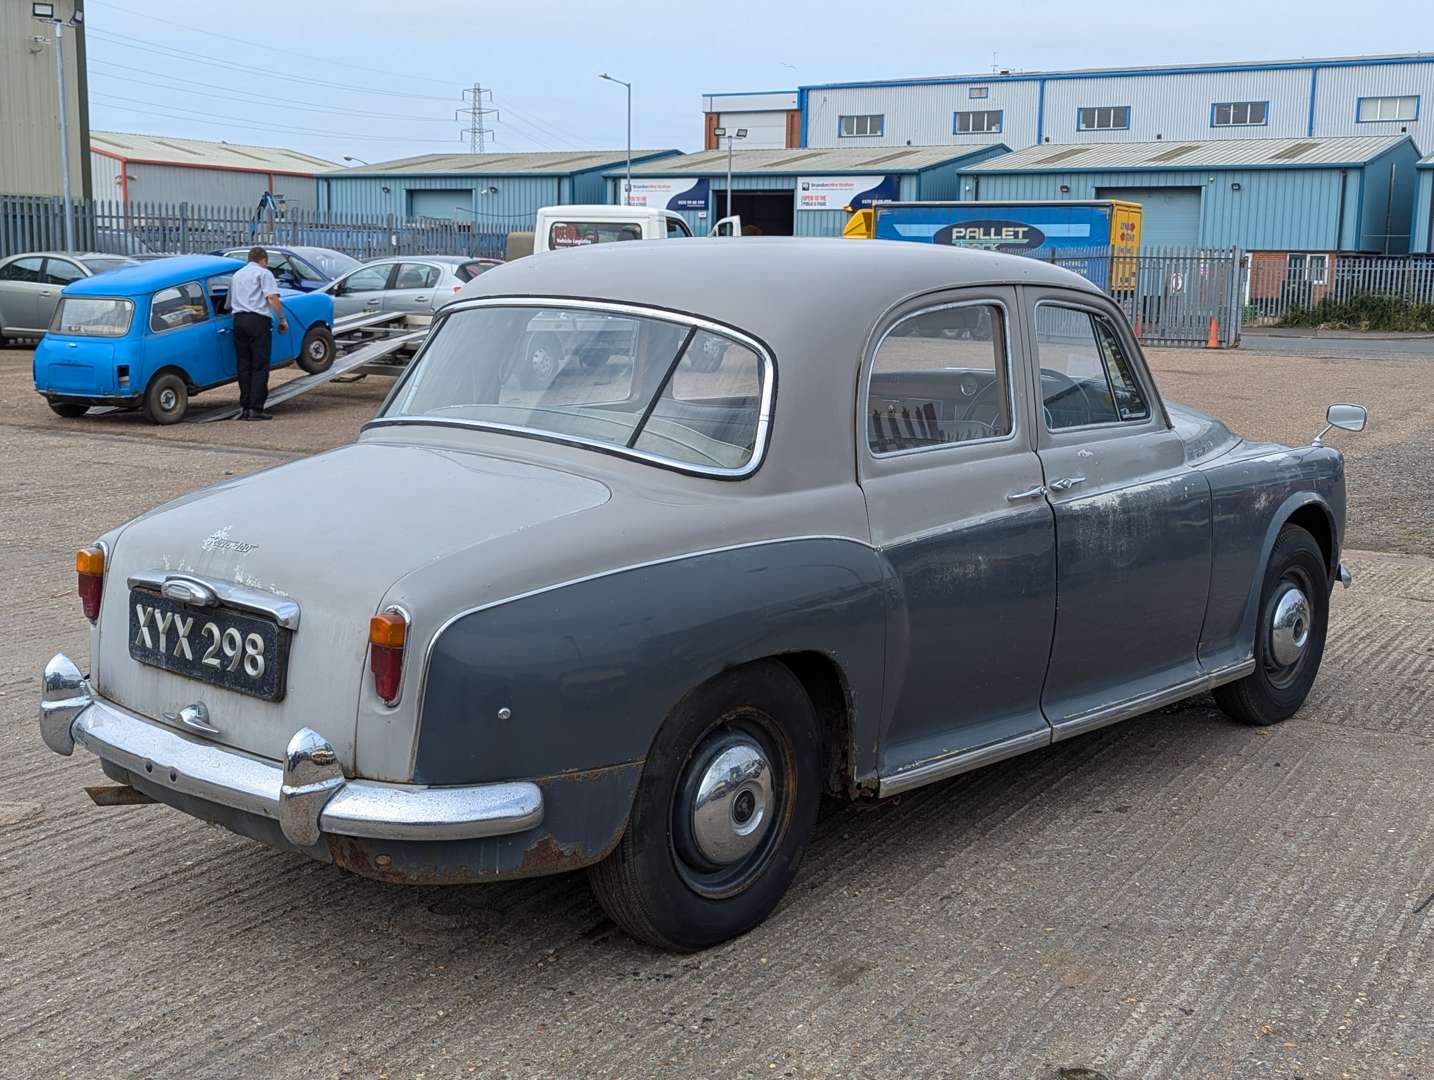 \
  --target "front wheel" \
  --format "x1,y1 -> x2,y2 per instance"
142,372 -> 188,425
48,401 -> 89,418
588,661 -> 822,952
297,325 -> 335,374
519,333 -> 564,390
1213,524 -> 1329,726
